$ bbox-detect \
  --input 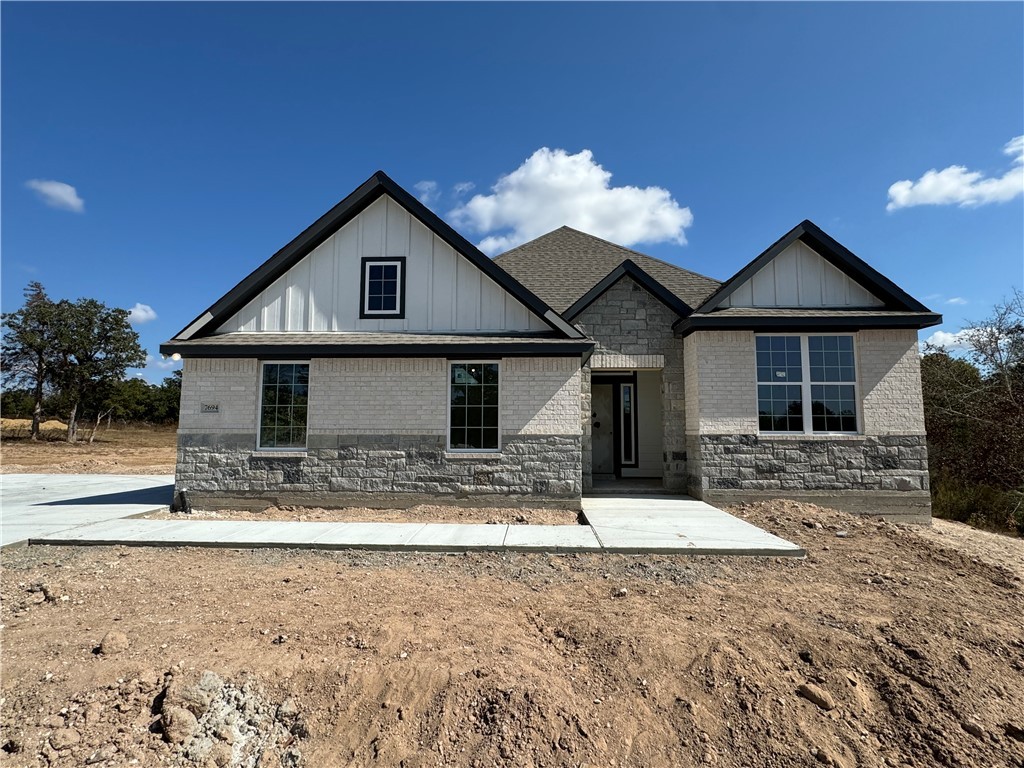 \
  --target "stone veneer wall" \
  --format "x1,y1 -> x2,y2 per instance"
175,356 -> 583,508
574,277 -> 687,490
683,329 -> 931,519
